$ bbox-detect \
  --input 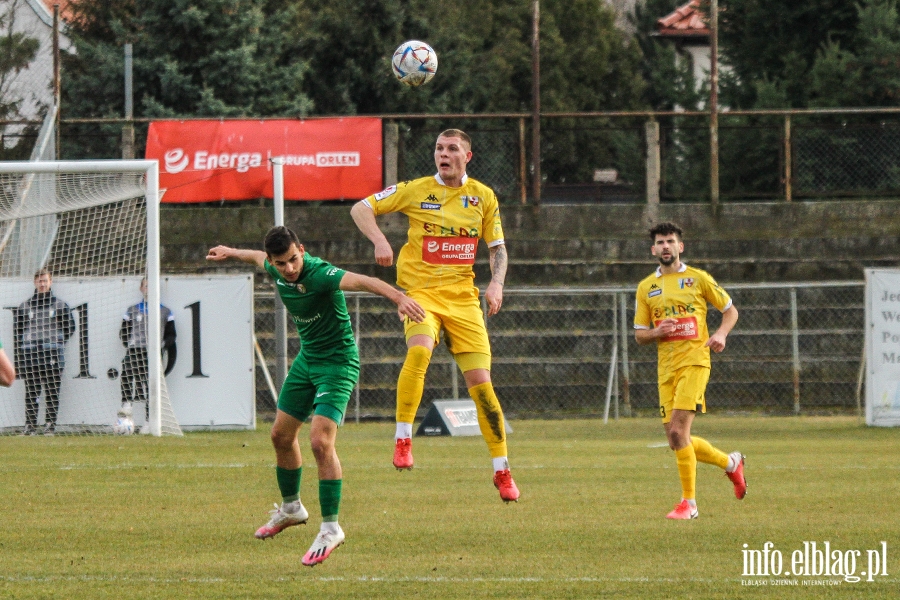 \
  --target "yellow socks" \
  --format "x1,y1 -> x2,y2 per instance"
468,382 -> 507,458
674,445 -> 697,501
692,435 -> 729,470
673,437 -> 726,502
395,346 -> 432,424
